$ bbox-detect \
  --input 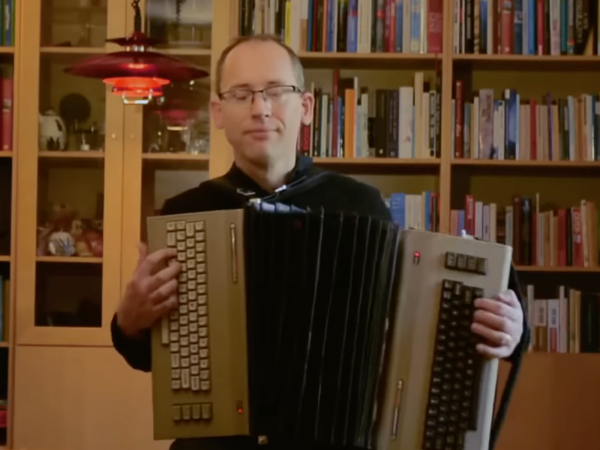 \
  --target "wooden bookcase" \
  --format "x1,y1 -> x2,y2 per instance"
1,1 -> 597,450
